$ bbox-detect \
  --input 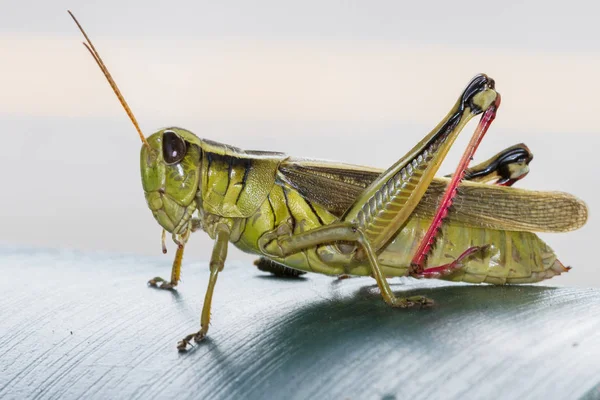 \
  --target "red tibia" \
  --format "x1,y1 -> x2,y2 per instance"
411,95 -> 501,270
